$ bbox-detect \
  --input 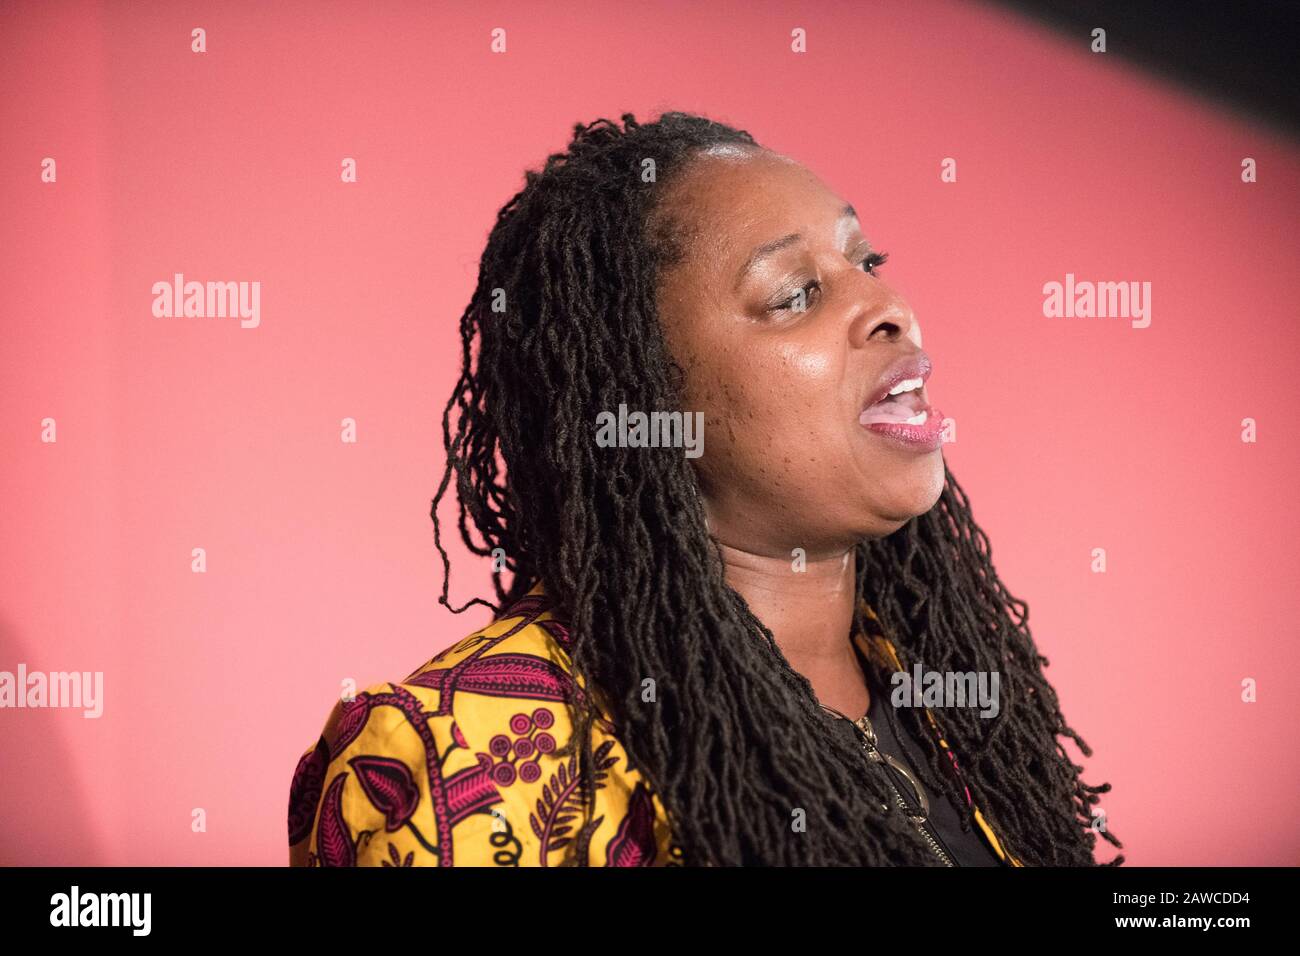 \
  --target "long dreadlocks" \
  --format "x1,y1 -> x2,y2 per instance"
431,110 -> 1124,867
